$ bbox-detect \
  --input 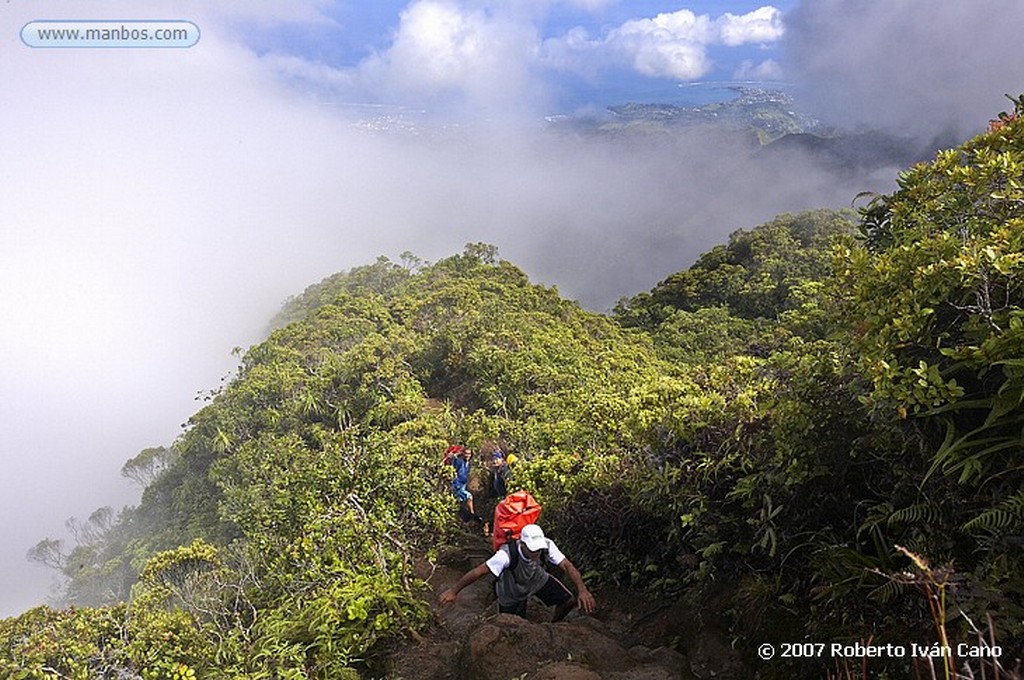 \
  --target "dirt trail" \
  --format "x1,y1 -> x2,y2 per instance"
379,534 -> 747,679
